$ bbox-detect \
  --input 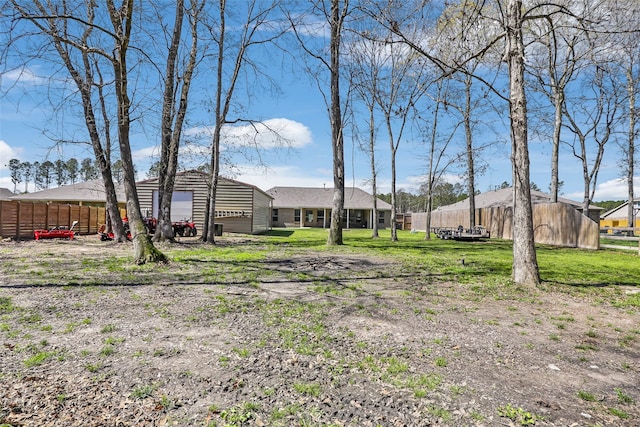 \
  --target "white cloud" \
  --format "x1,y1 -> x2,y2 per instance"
2,66 -> 49,86
590,177 -> 640,201
185,118 -> 313,150
233,164 -> 332,191
0,140 -> 22,169
131,146 -> 160,161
